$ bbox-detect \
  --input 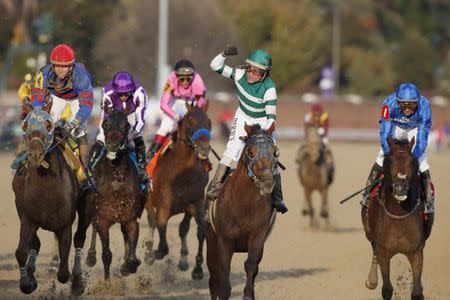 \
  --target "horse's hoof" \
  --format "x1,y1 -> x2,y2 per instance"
50,256 -> 59,268
301,209 -> 309,216
85,252 -> 97,267
145,241 -> 153,251
154,249 -> 168,260
120,263 -> 131,277
365,279 -> 377,290
71,274 -> 85,296
19,277 -> 38,294
191,266 -> 204,280
178,257 -> 189,271
320,210 -> 329,219
144,252 -> 155,265
242,296 -> 253,300
411,295 -> 424,300
57,270 -> 70,284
